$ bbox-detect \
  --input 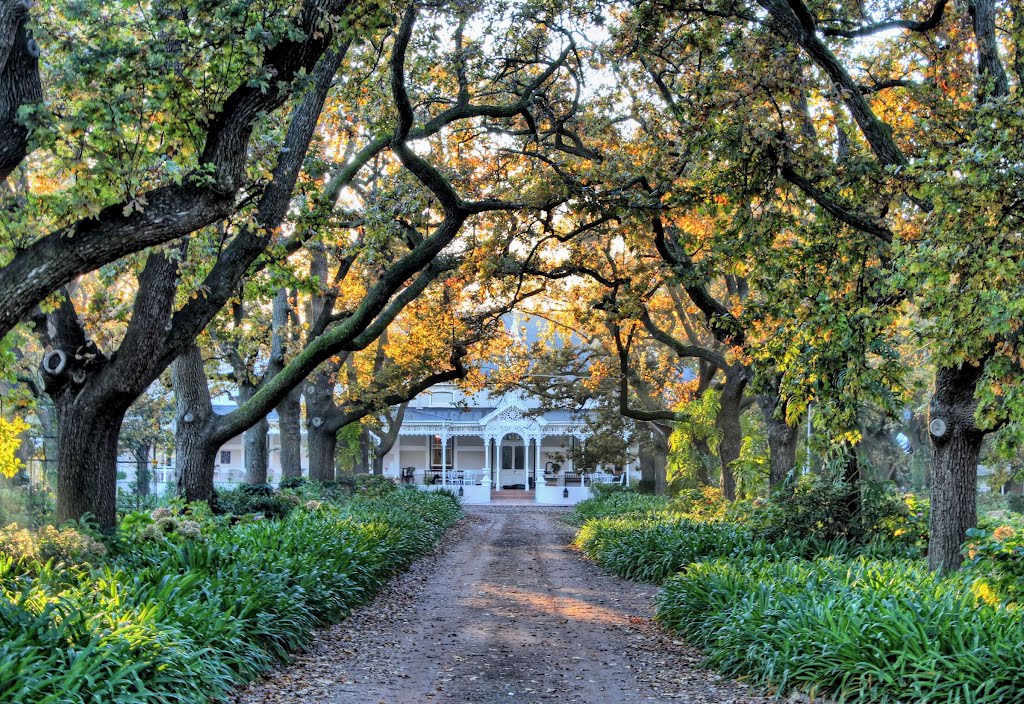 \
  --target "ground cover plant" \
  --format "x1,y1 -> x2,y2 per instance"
656,558 -> 1024,703
0,486 -> 461,703
572,486 -> 1024,703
